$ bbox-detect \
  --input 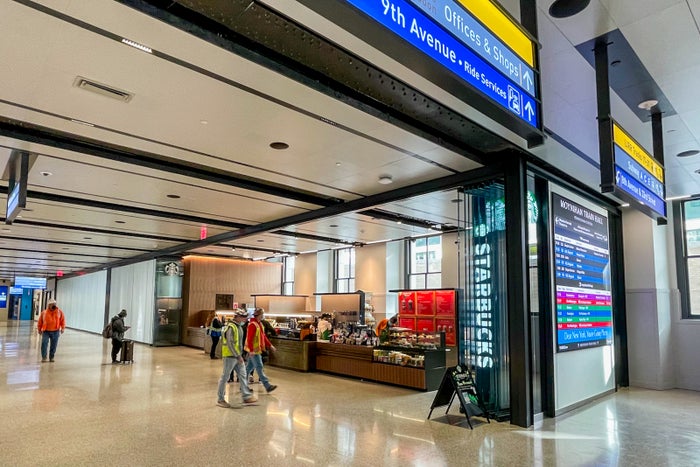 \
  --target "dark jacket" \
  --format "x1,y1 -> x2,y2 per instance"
111,315 -> 128,341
